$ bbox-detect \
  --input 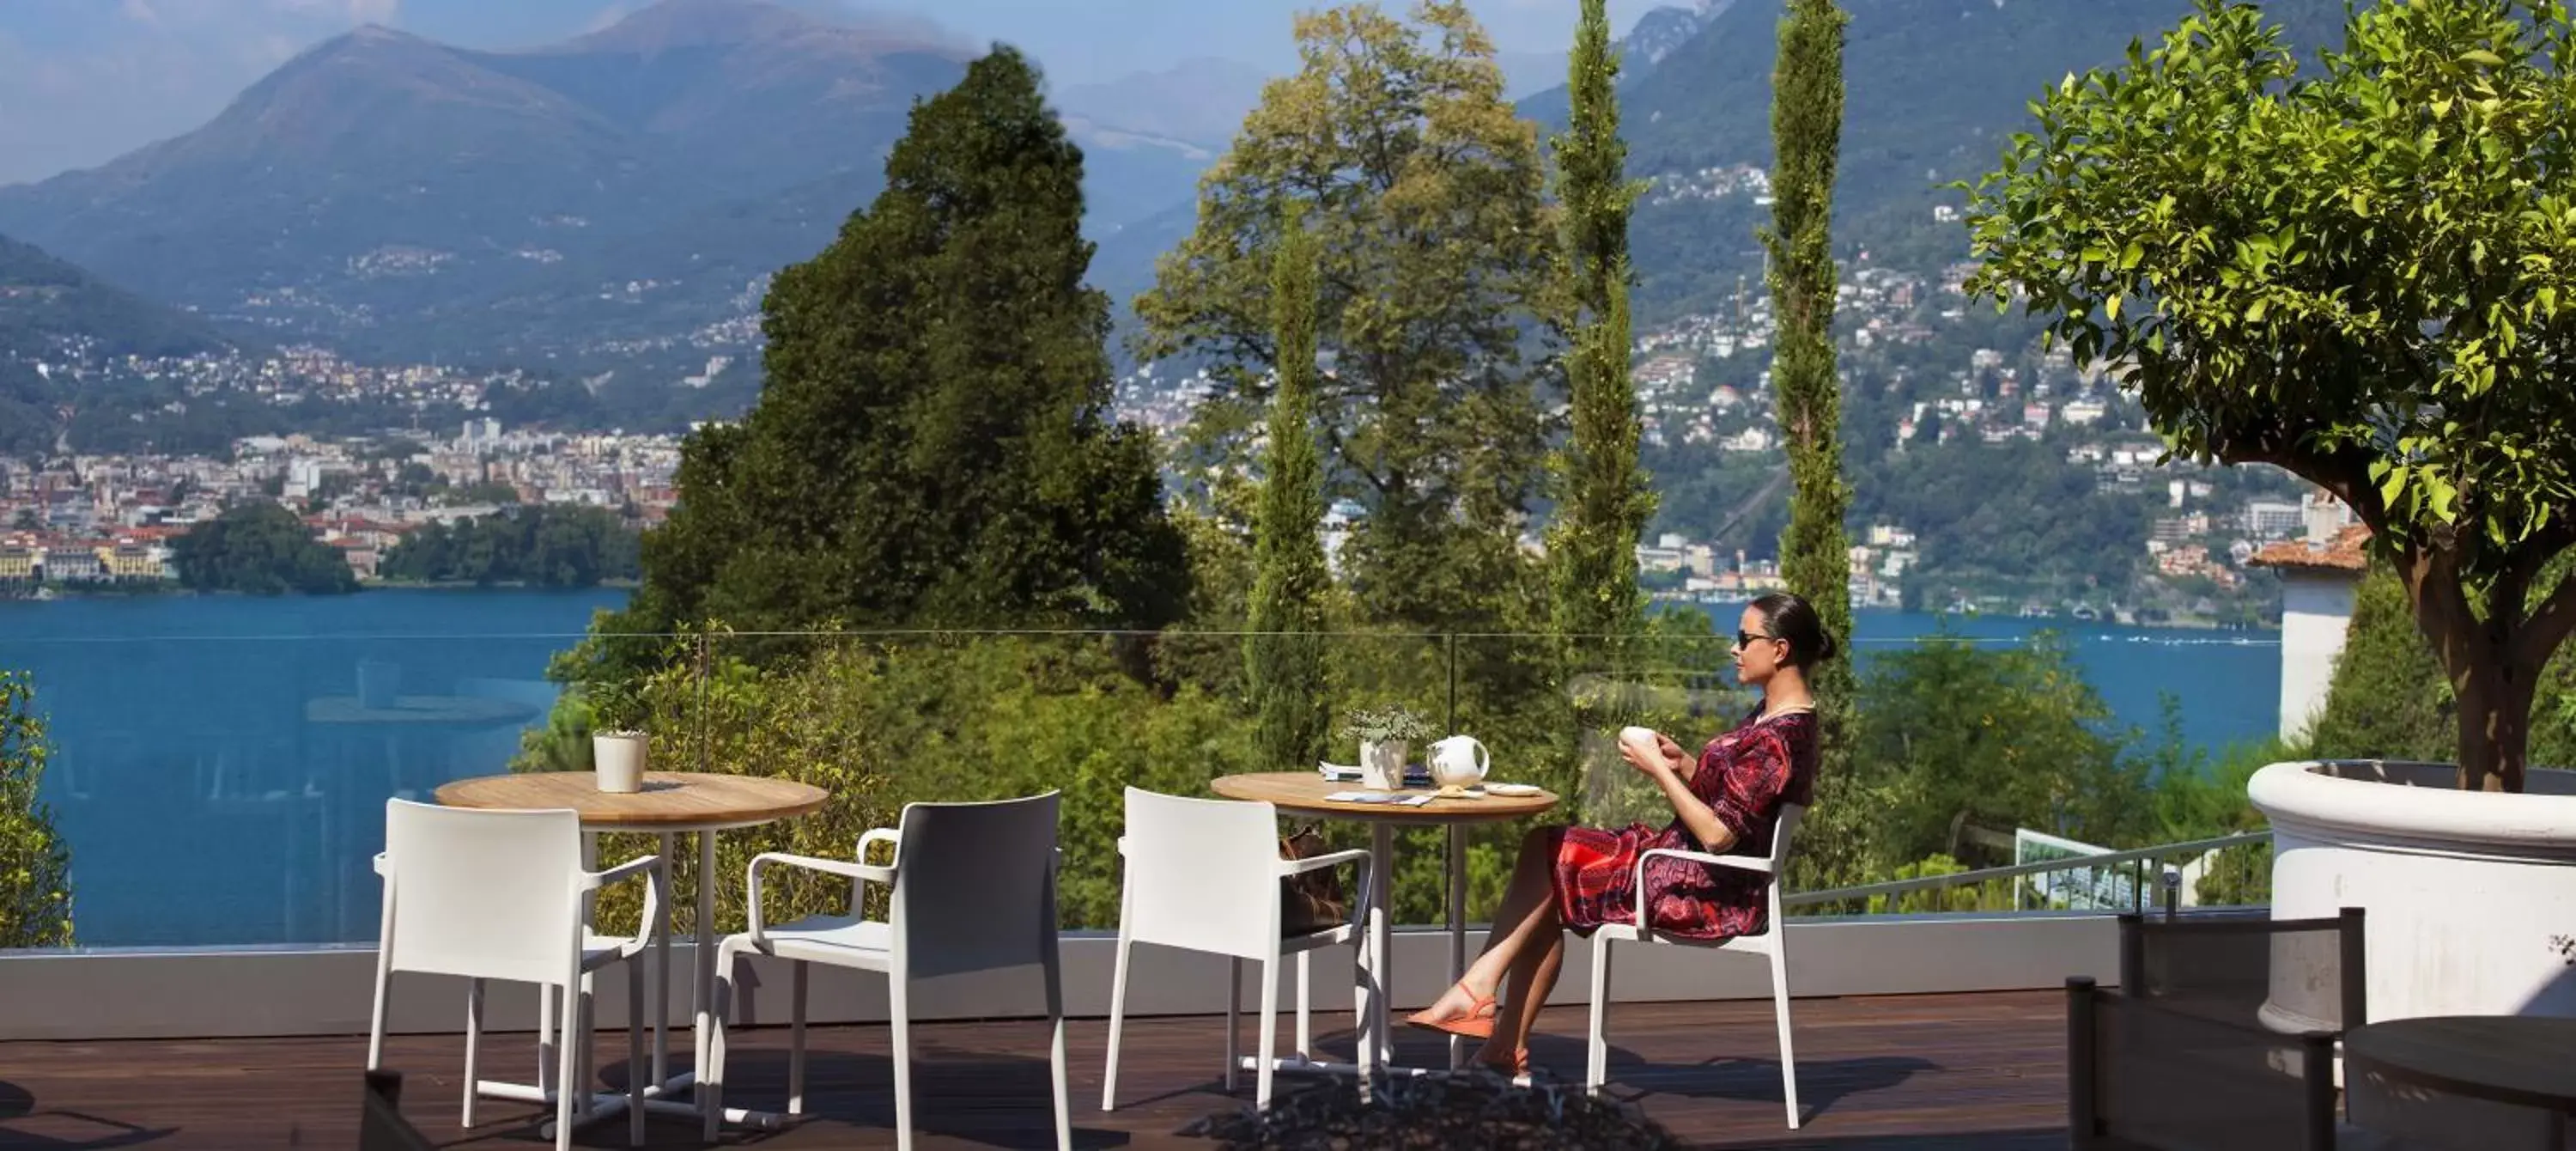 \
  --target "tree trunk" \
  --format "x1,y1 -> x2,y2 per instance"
2452,658 -> 2536,794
